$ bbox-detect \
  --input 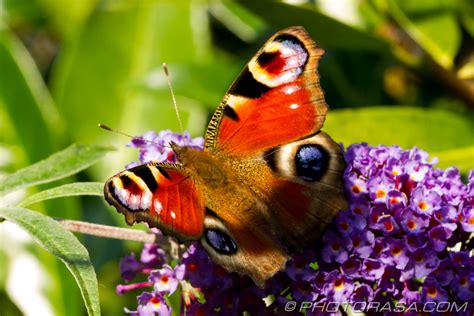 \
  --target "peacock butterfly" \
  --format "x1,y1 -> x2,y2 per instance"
104,26 -> 347,286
